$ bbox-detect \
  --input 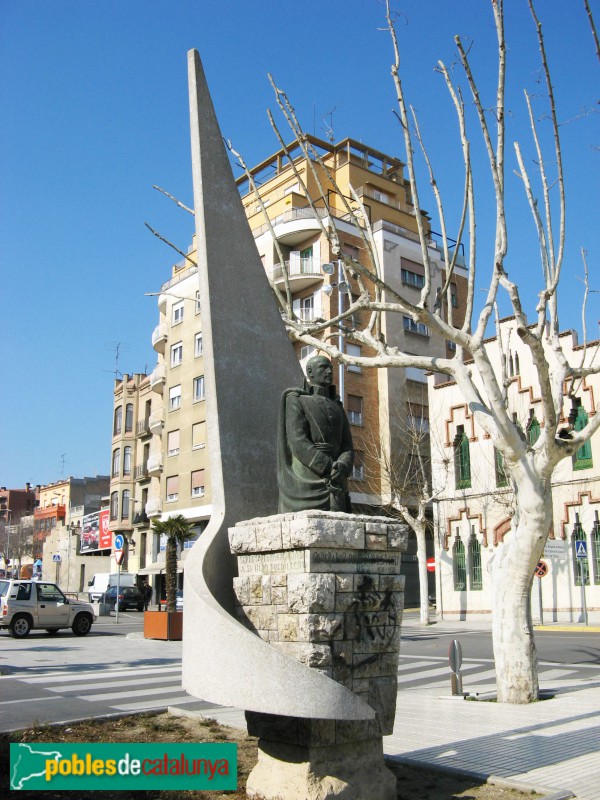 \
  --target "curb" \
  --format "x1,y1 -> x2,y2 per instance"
535,625 -> 600,633
387,754 -> 575,800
